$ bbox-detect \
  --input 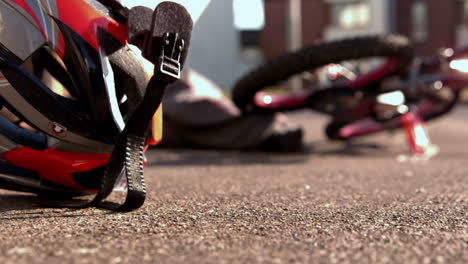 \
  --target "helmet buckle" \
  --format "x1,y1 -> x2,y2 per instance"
158,32 -> 184,80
